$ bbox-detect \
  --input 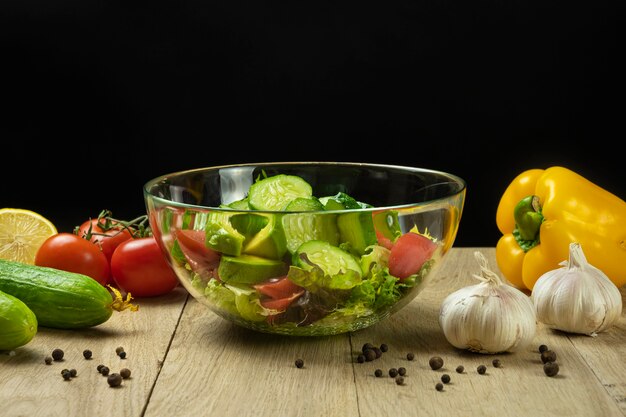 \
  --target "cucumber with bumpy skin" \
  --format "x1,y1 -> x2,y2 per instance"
0,259 -> 133,329
0,290 -> 37,350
